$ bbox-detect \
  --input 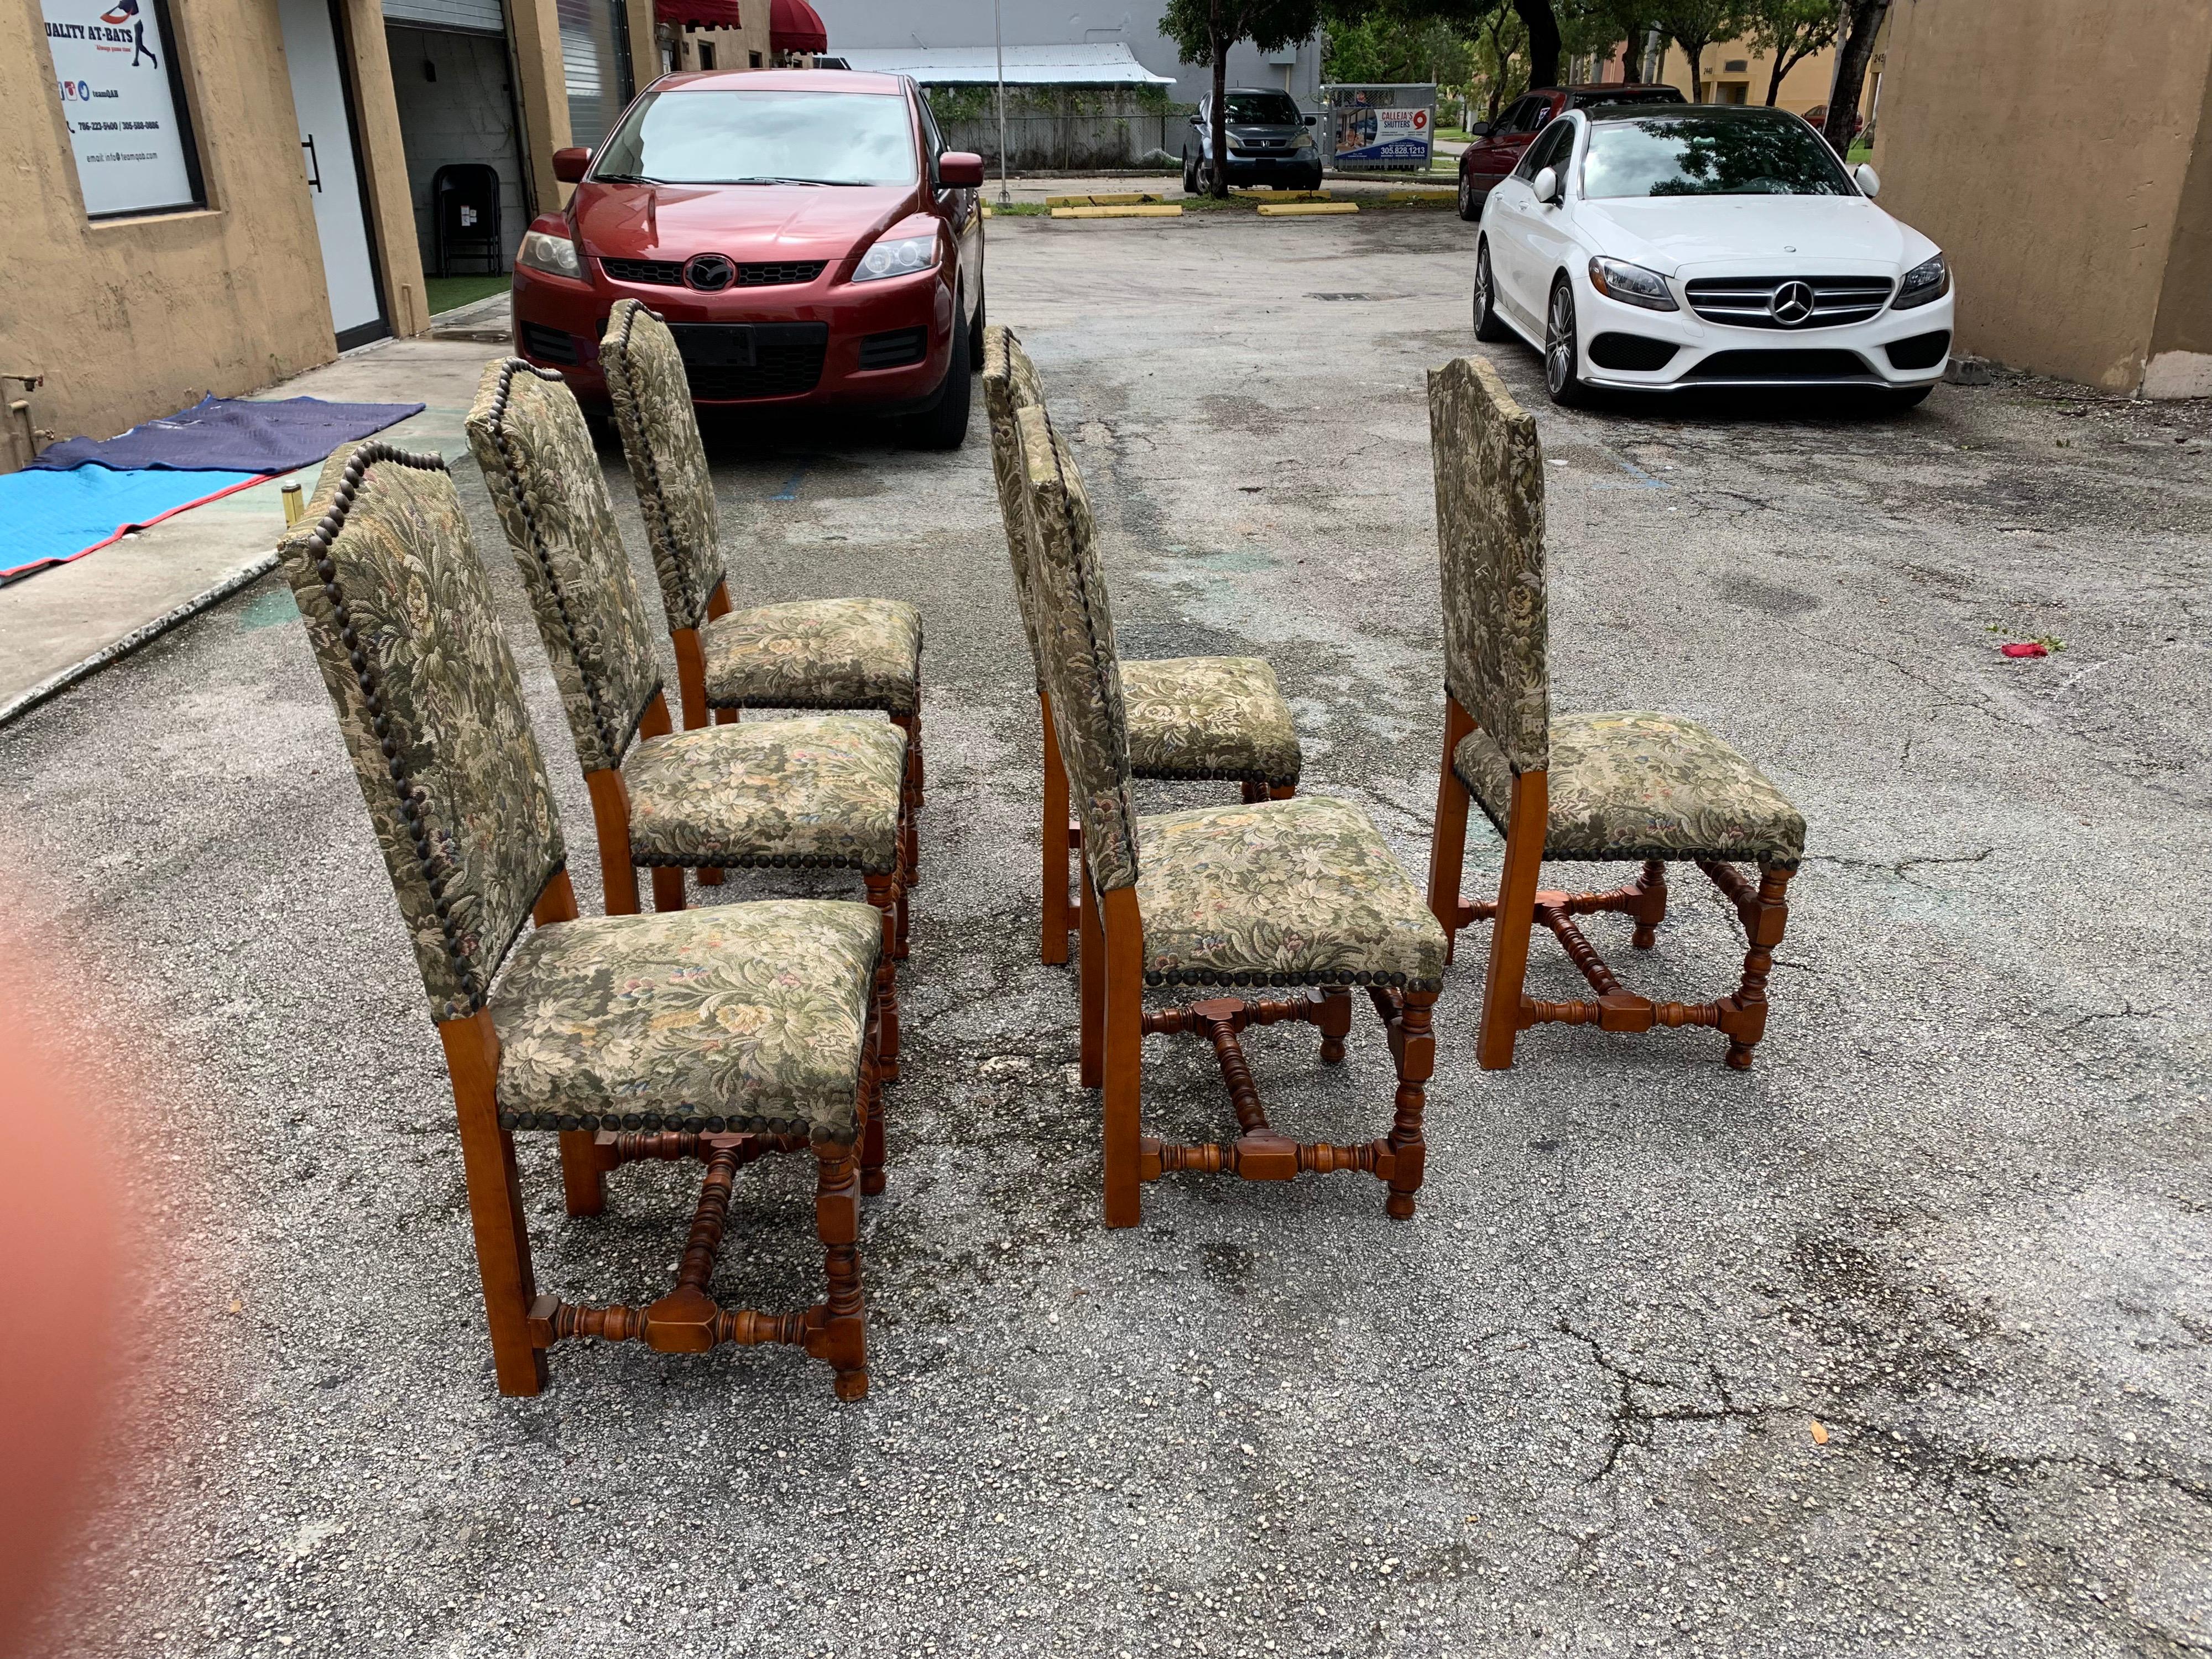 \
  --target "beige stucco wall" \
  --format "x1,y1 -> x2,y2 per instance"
1874,0 -> 2212,393
1,0 -> 337,458
341,0 -> 431,339
504,0 -> 575,214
